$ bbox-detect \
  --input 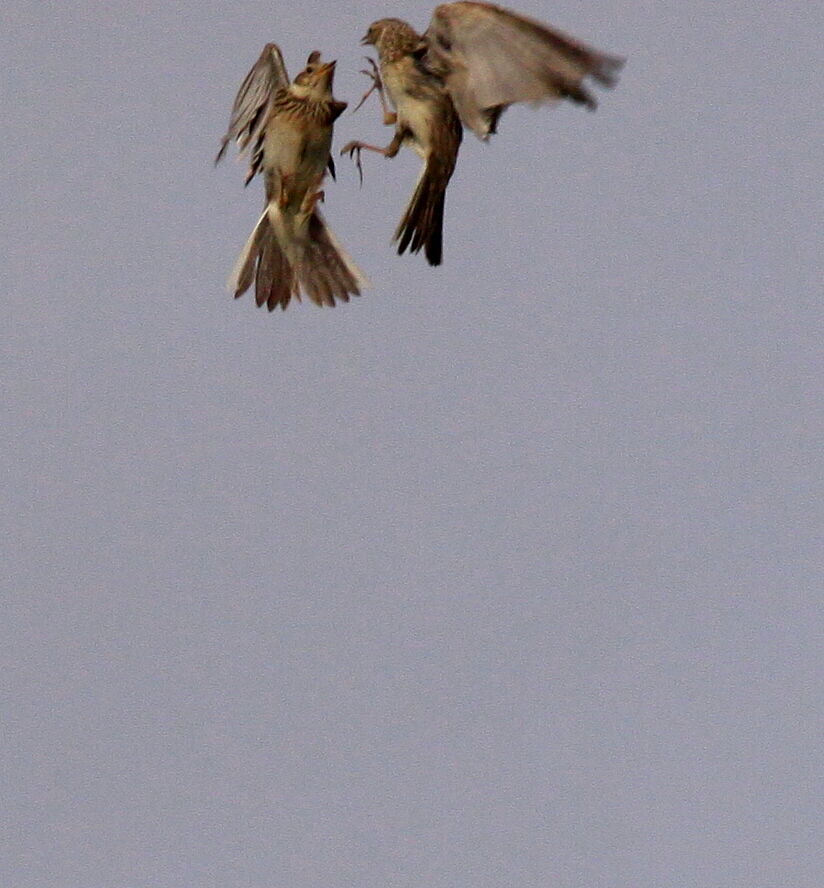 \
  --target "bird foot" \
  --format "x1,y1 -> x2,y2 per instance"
340,139 -> 399,185
352,57 -> 397,126
352,57 -> 382,113
340,141 -> 367,185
